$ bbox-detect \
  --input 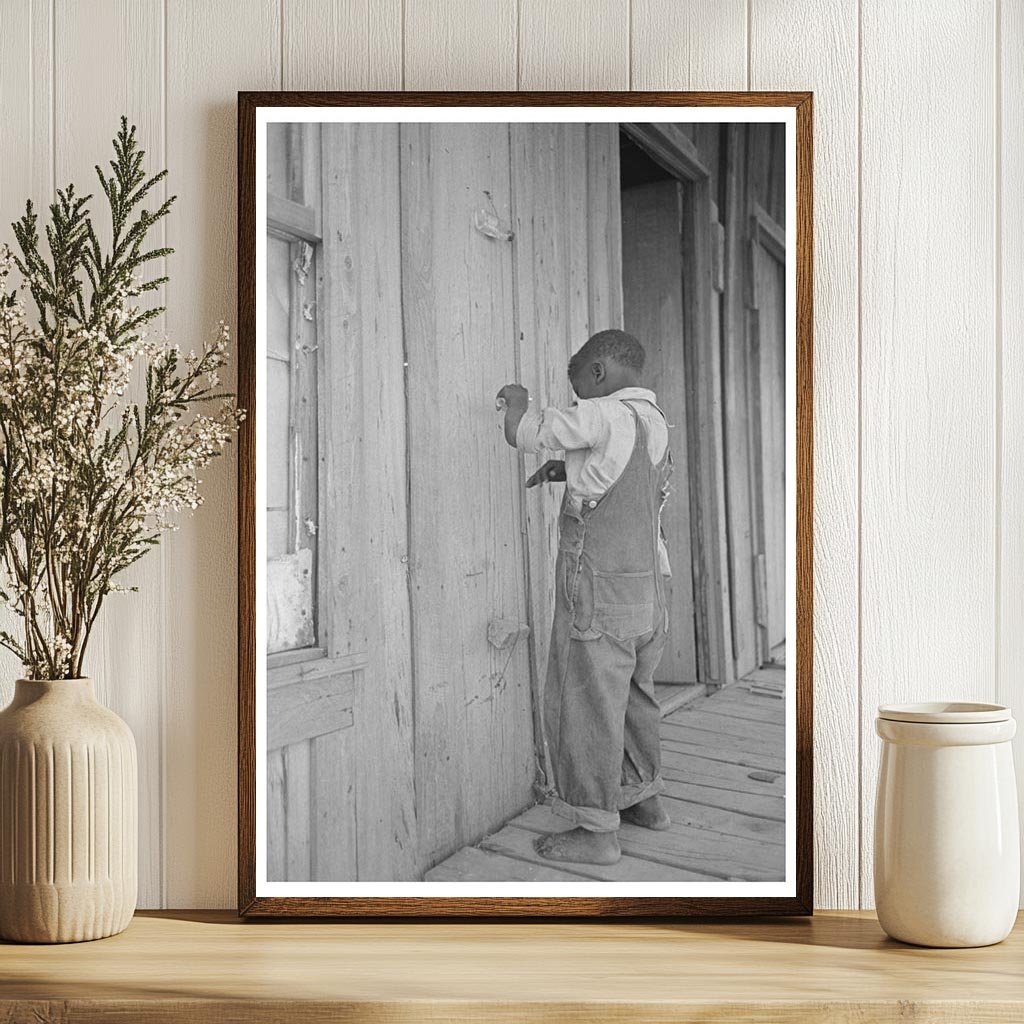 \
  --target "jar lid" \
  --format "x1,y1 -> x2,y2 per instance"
877,701 -> 1011,724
